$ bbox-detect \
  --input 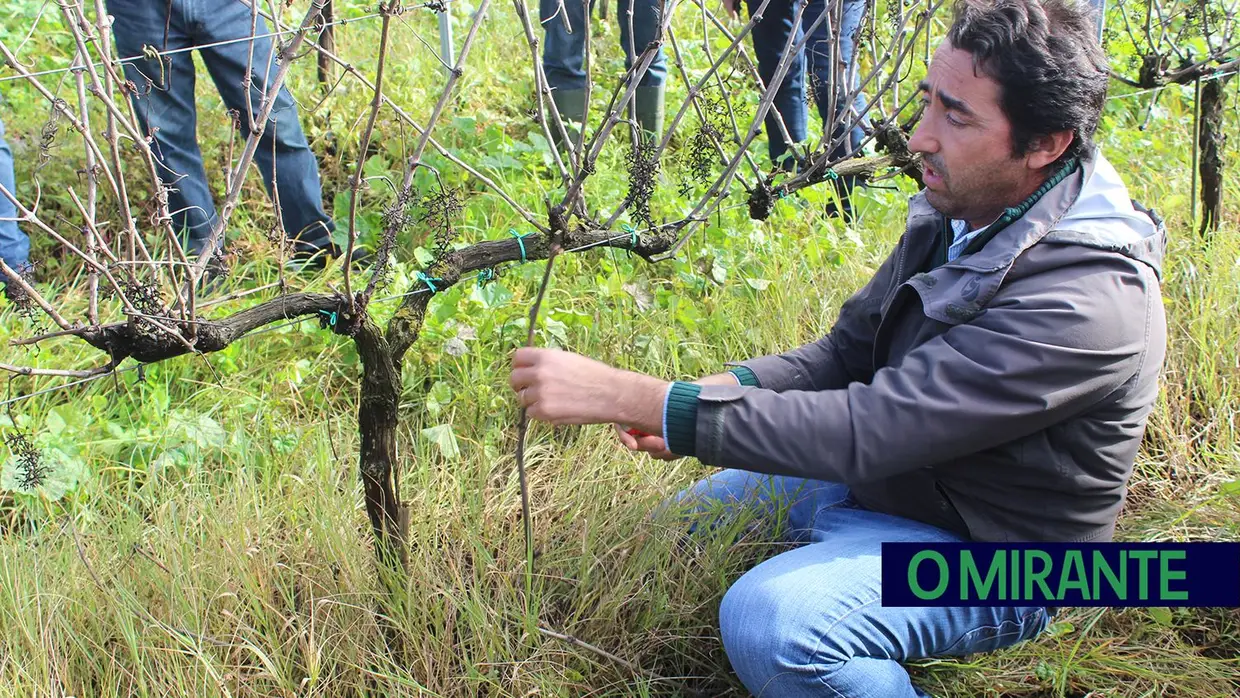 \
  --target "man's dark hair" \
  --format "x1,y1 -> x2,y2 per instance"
947,0 -> 1109,166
